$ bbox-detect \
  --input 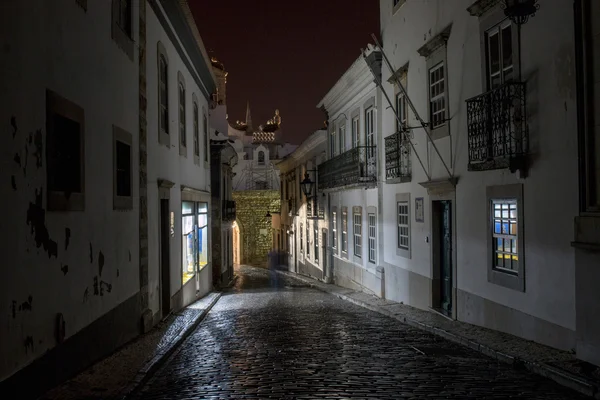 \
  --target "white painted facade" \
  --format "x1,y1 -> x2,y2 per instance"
374,0 -> 578,352
145,0 -> 215,319
317,50 -> 385,296
0,0 -> 140,383
275,130 -> 328,280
